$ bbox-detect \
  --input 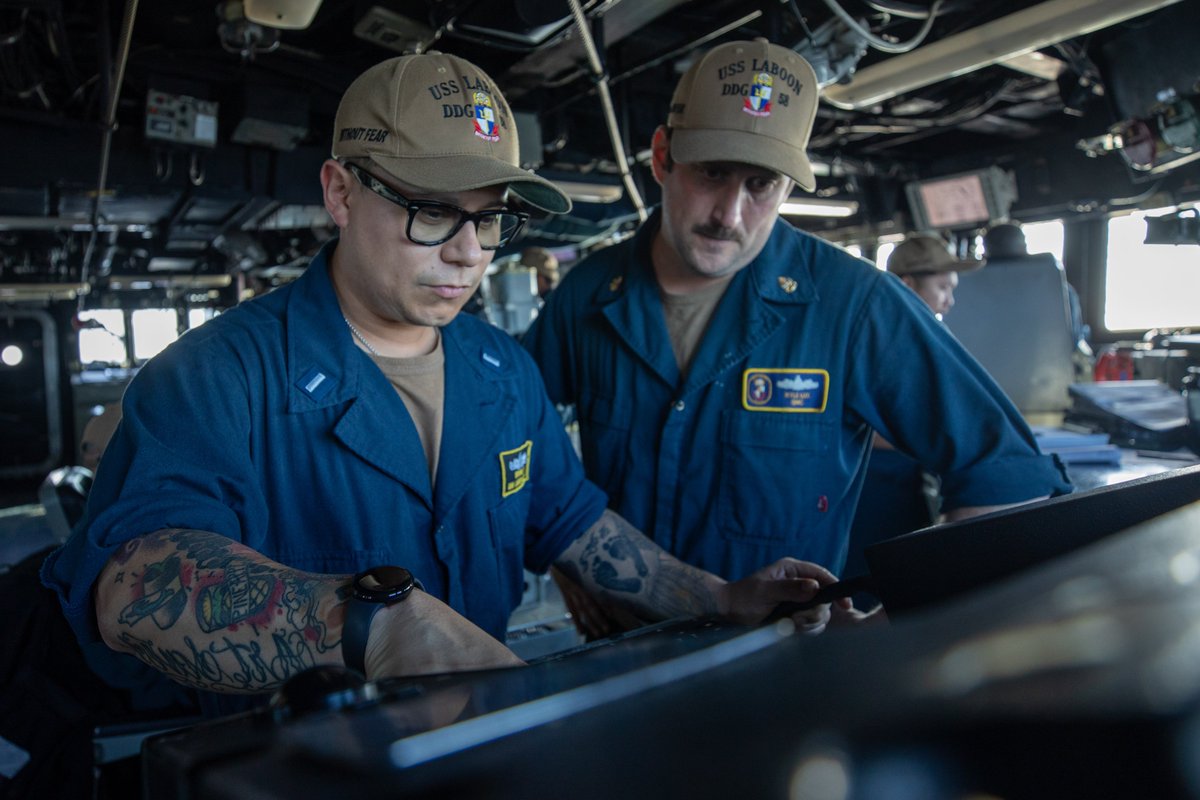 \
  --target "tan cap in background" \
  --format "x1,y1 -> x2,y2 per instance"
668,39 -> 820,191
332,52 -> 570,214
519,247 -> 559,279
887,234 -> 983,275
